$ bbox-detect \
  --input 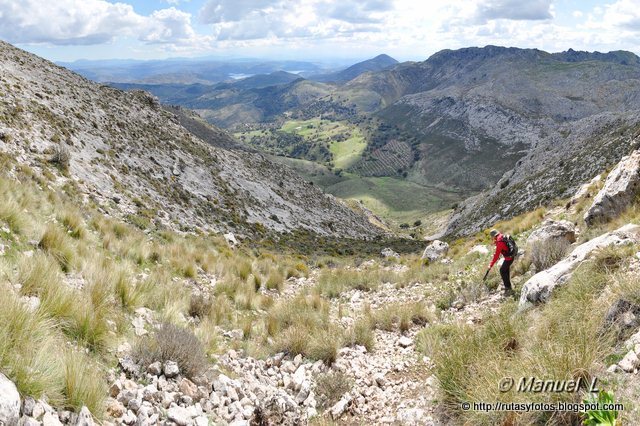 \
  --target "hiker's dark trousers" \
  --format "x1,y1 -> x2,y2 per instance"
500,259 -> 513,290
